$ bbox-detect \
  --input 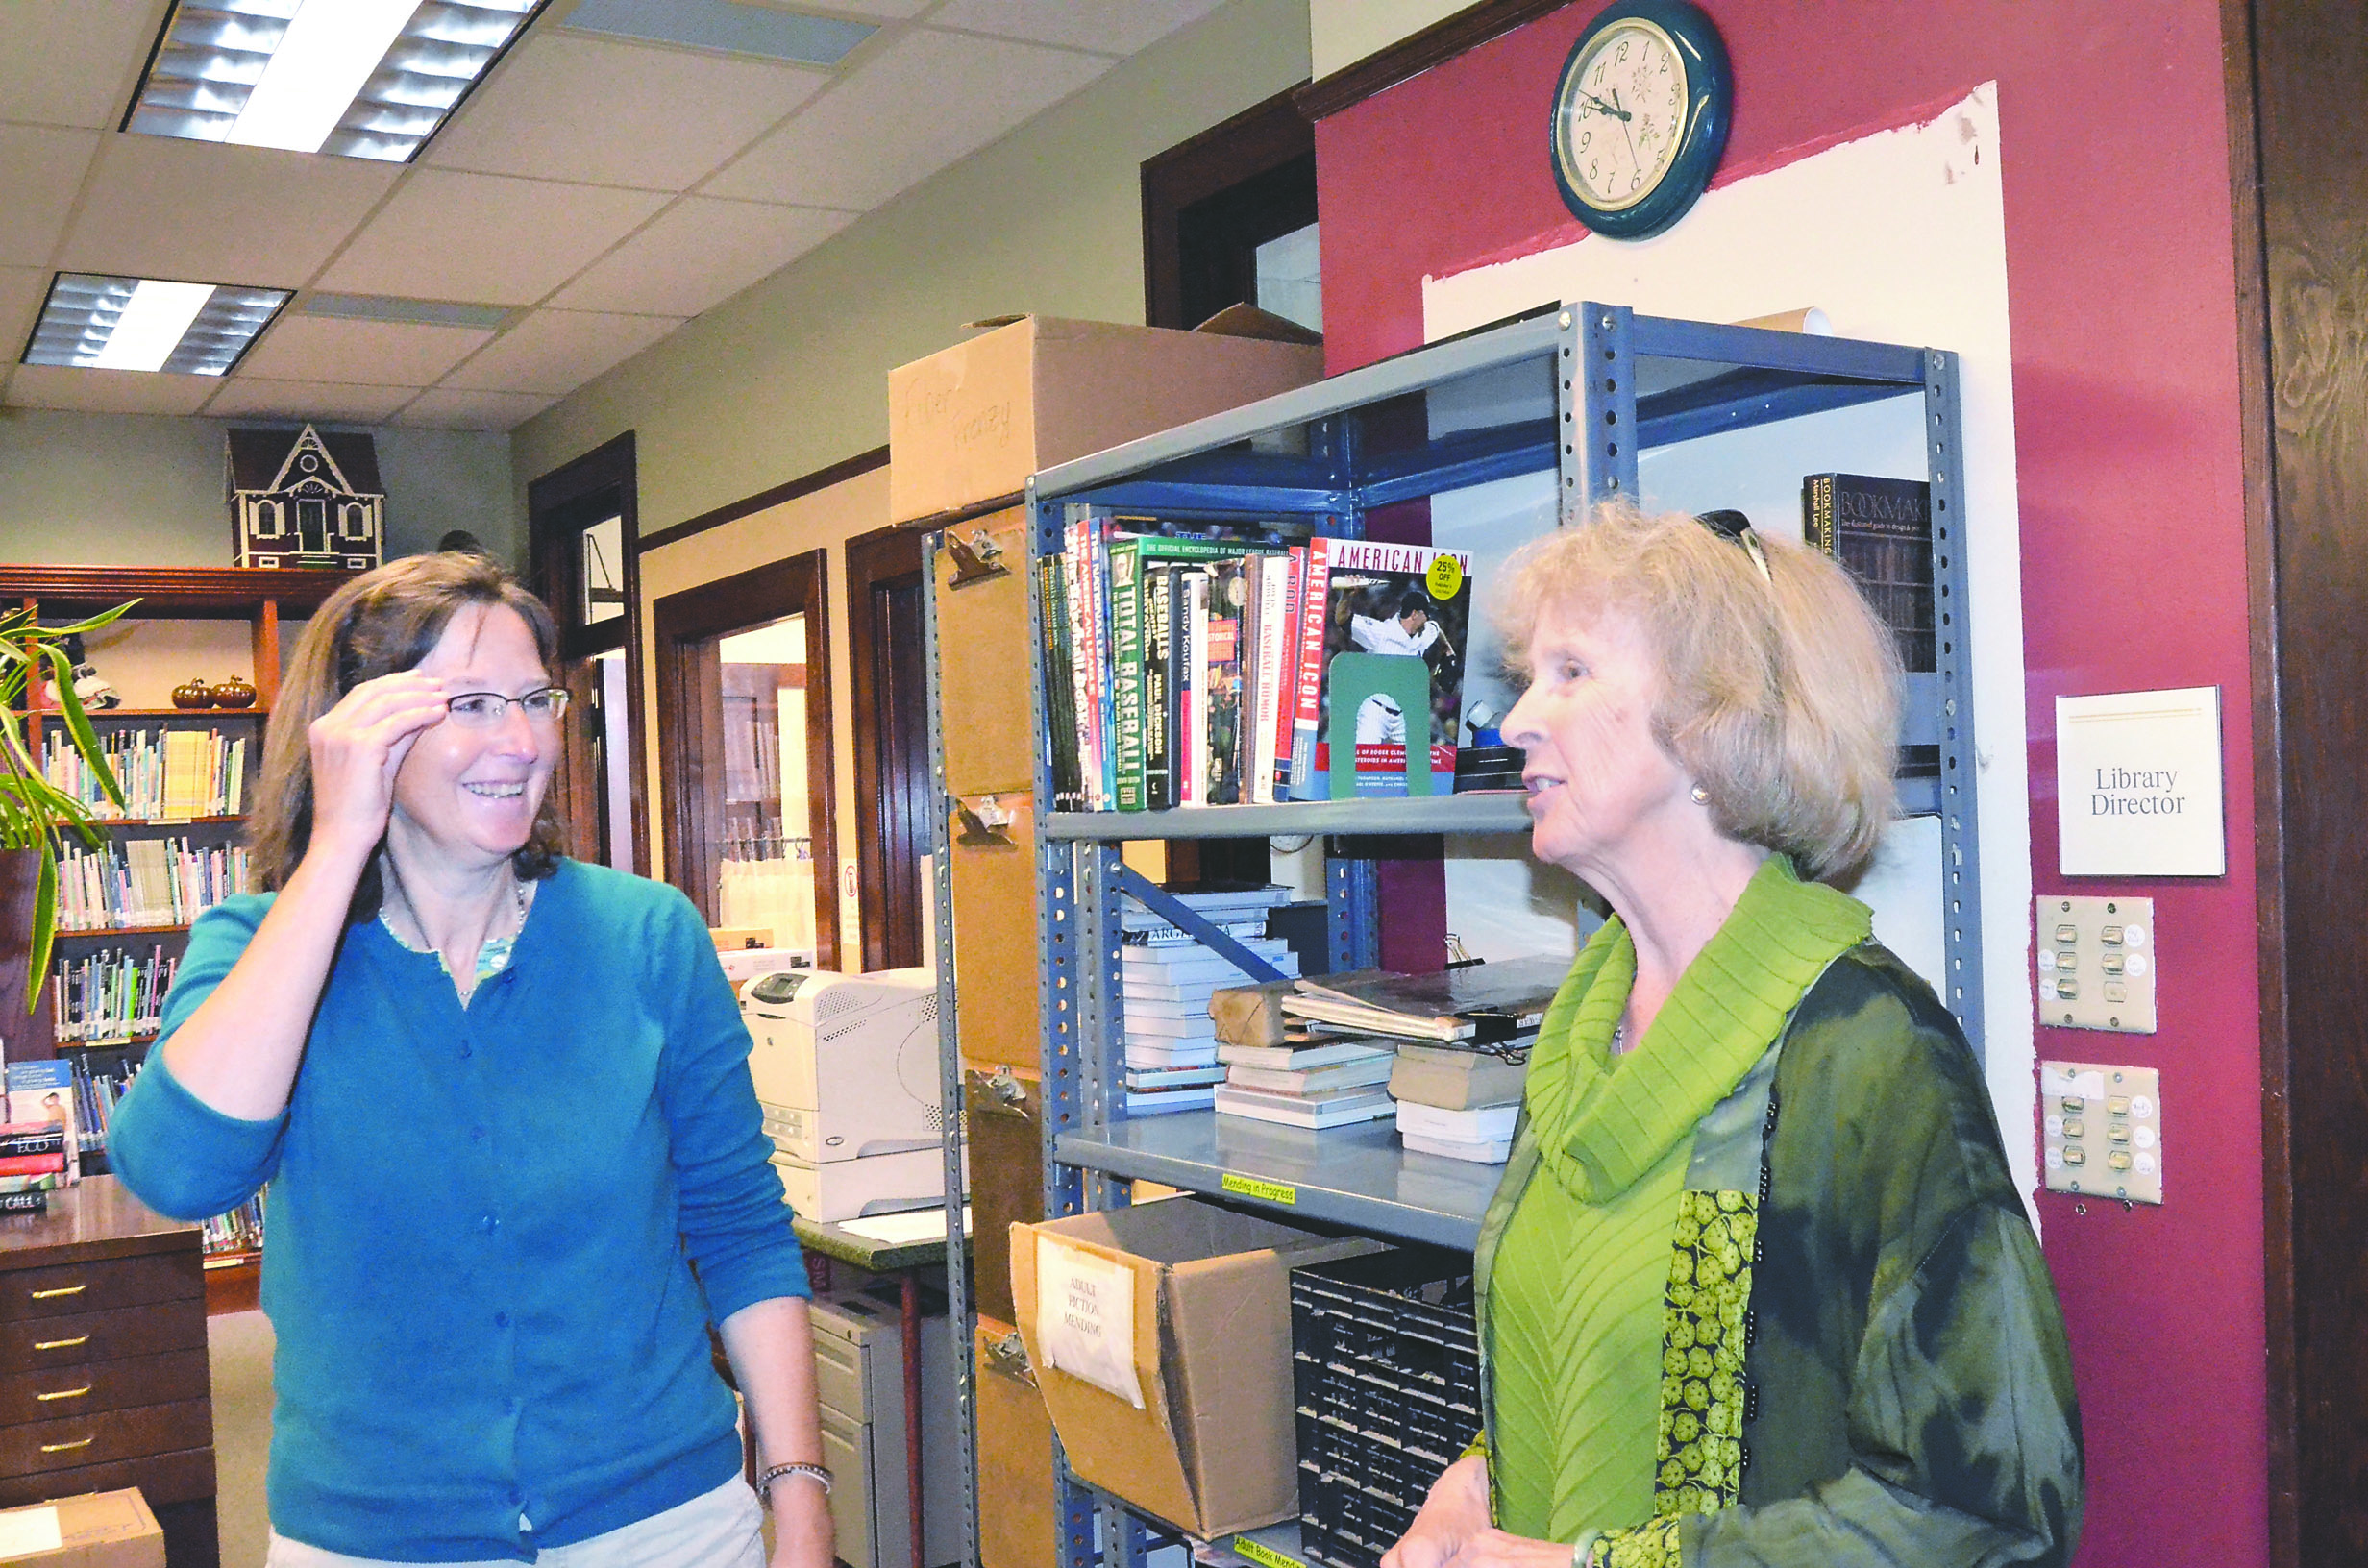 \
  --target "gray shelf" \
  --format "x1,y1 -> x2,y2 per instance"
1055,1111 -> 1499,1251
1227,1521 -> 1314,1568
1044,793 -> 1533,841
